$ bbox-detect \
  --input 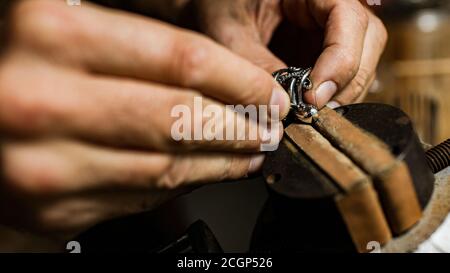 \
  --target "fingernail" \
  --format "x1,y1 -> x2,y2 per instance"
248,154 -> 266,174
261,128 -> 271,142
270,82 -> 290,119
315,81 -> 338,108
326,101 -> 341,109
